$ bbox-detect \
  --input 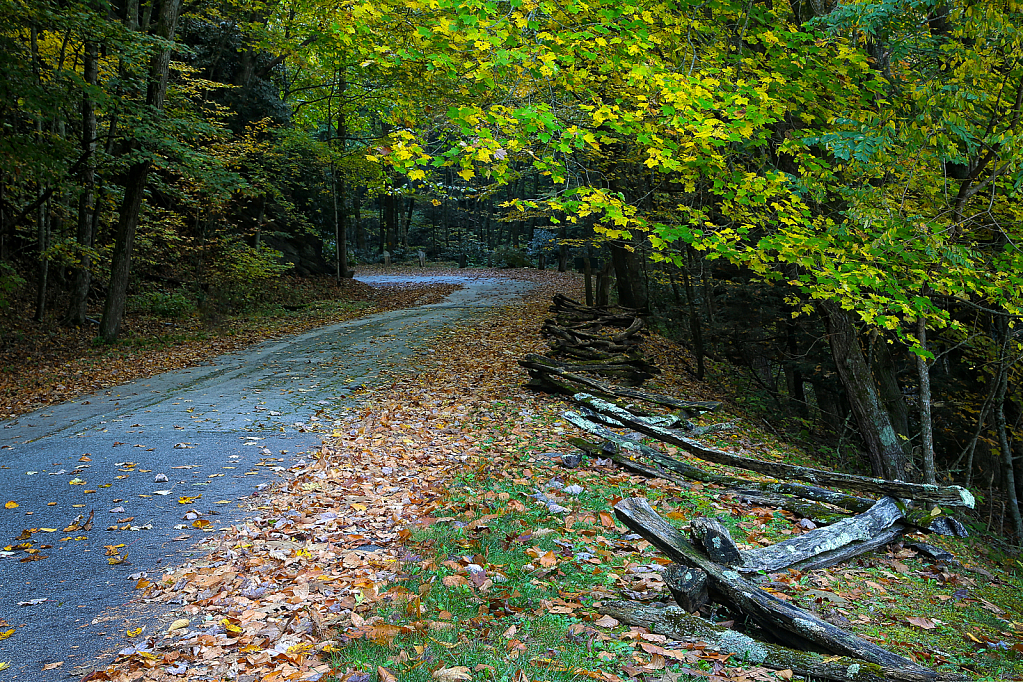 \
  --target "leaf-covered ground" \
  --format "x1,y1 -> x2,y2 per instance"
0,270 -> 459,418
7,270 -> 1022,681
